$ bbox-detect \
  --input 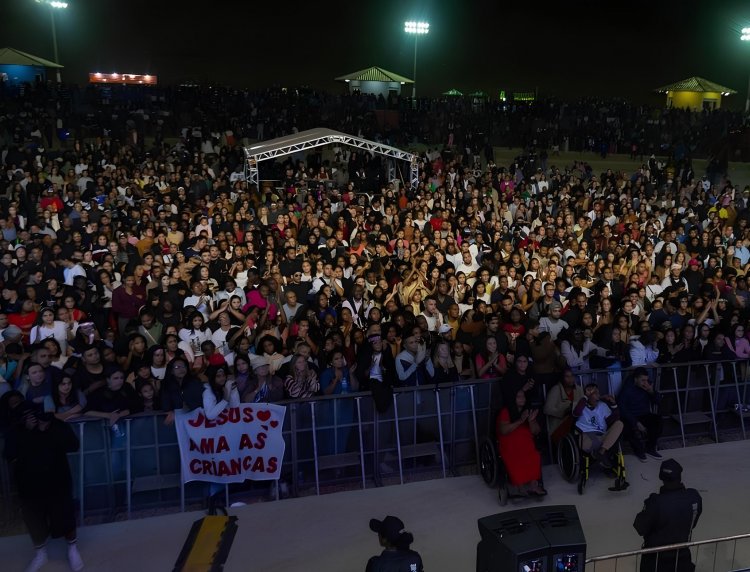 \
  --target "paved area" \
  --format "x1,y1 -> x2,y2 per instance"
1,440 -> 749,571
